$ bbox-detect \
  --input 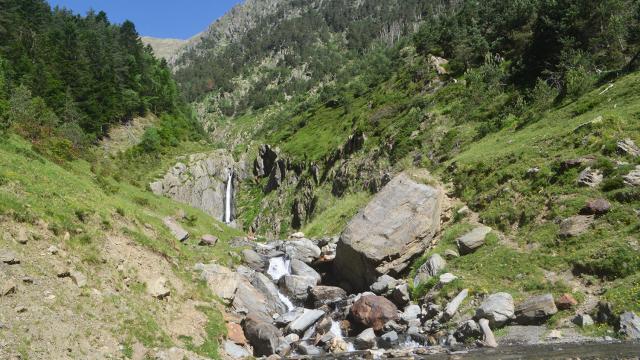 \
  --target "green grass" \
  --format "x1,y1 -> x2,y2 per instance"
303,190 -> 371,237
